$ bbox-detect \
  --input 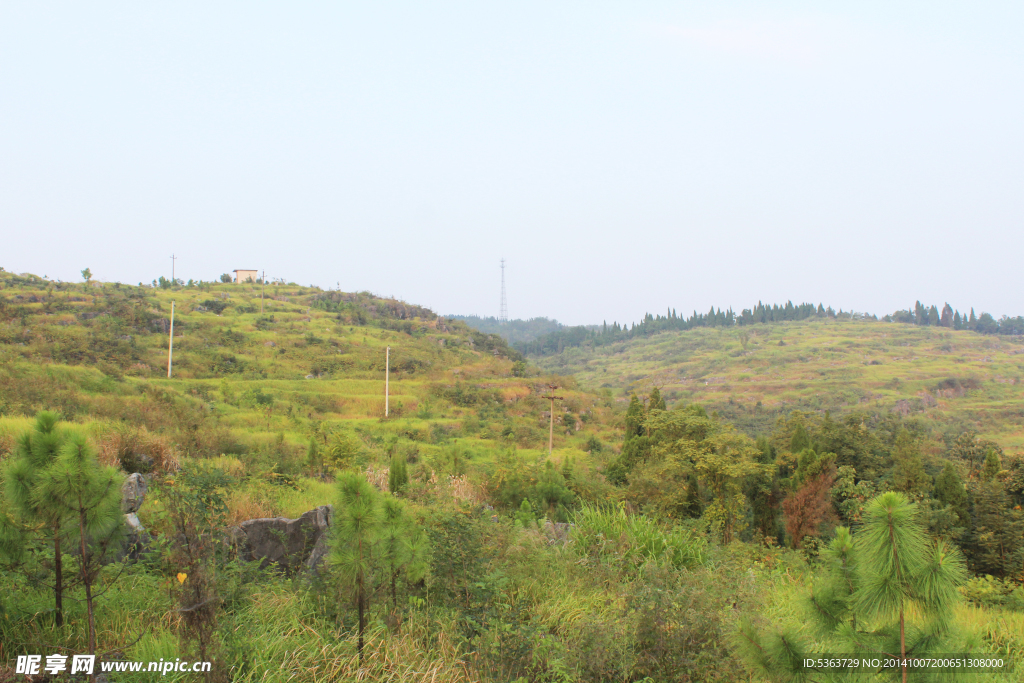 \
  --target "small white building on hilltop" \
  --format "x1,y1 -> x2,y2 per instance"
233,269 -> 258,283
